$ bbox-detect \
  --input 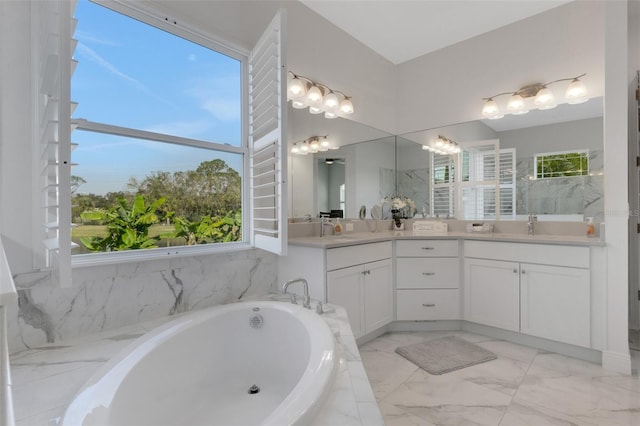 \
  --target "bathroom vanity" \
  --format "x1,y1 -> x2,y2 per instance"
278,226 -> 606,361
